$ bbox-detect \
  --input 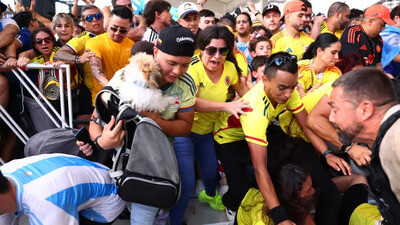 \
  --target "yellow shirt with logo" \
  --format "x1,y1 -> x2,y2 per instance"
188,54 -> 239,134
214,81 -> 304,146
235,49 -> 249,78
320,21 -> 343,39
86,33 -> 134,104
271,29 -> 314,60
279,81 -> 334,141
297,59 -> 342,92
66,31 -> 97,93
107,68 -> 196,121
237,188 -> 274,225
